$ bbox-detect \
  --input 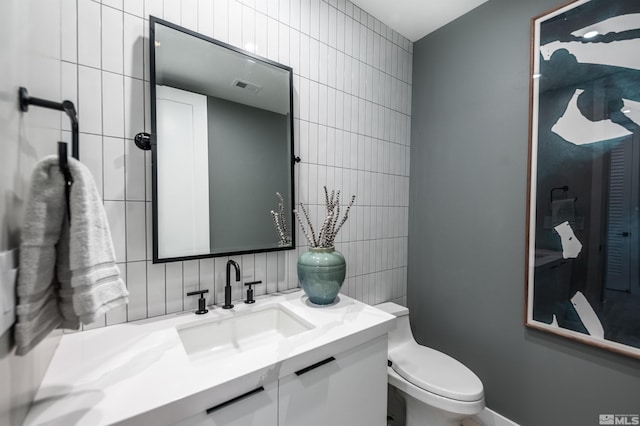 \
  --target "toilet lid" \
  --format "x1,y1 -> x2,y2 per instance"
389,343 -> 483,402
